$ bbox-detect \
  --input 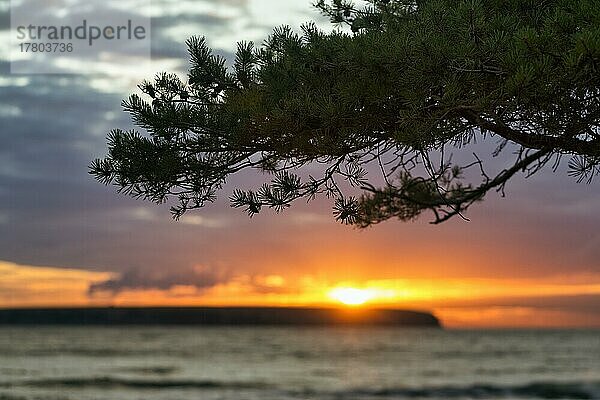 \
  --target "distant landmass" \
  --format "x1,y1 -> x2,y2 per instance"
0,307 -> 441,327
